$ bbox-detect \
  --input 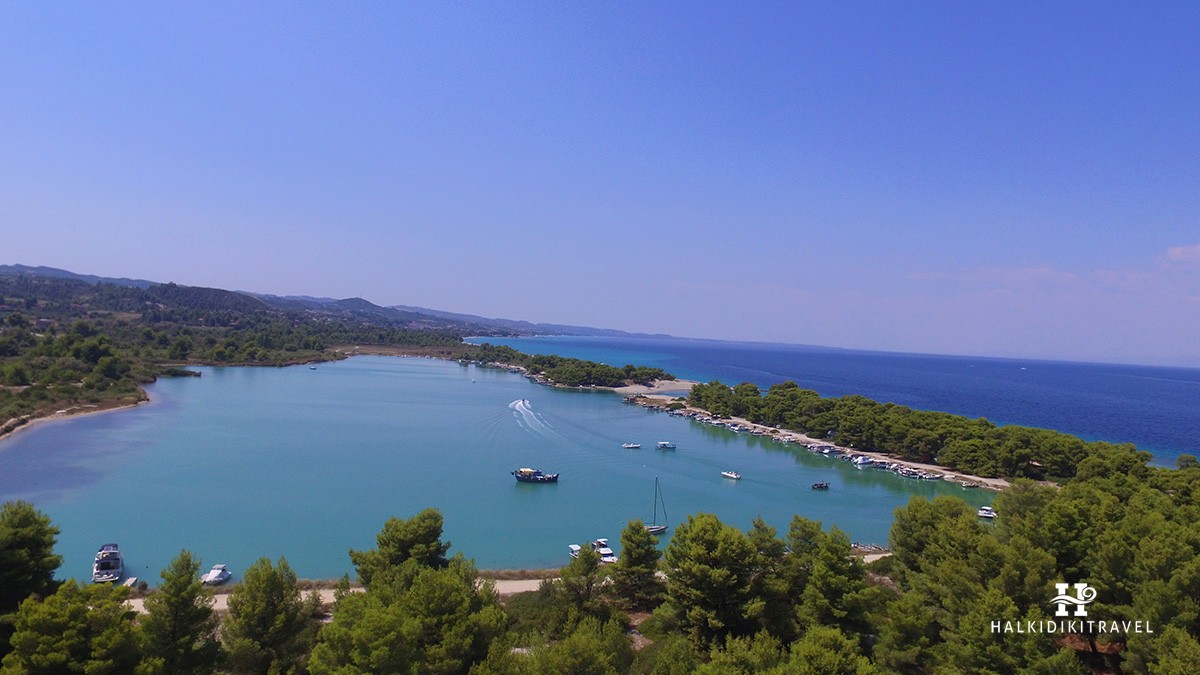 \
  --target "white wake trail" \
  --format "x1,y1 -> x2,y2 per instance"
508,399 -> 561,440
